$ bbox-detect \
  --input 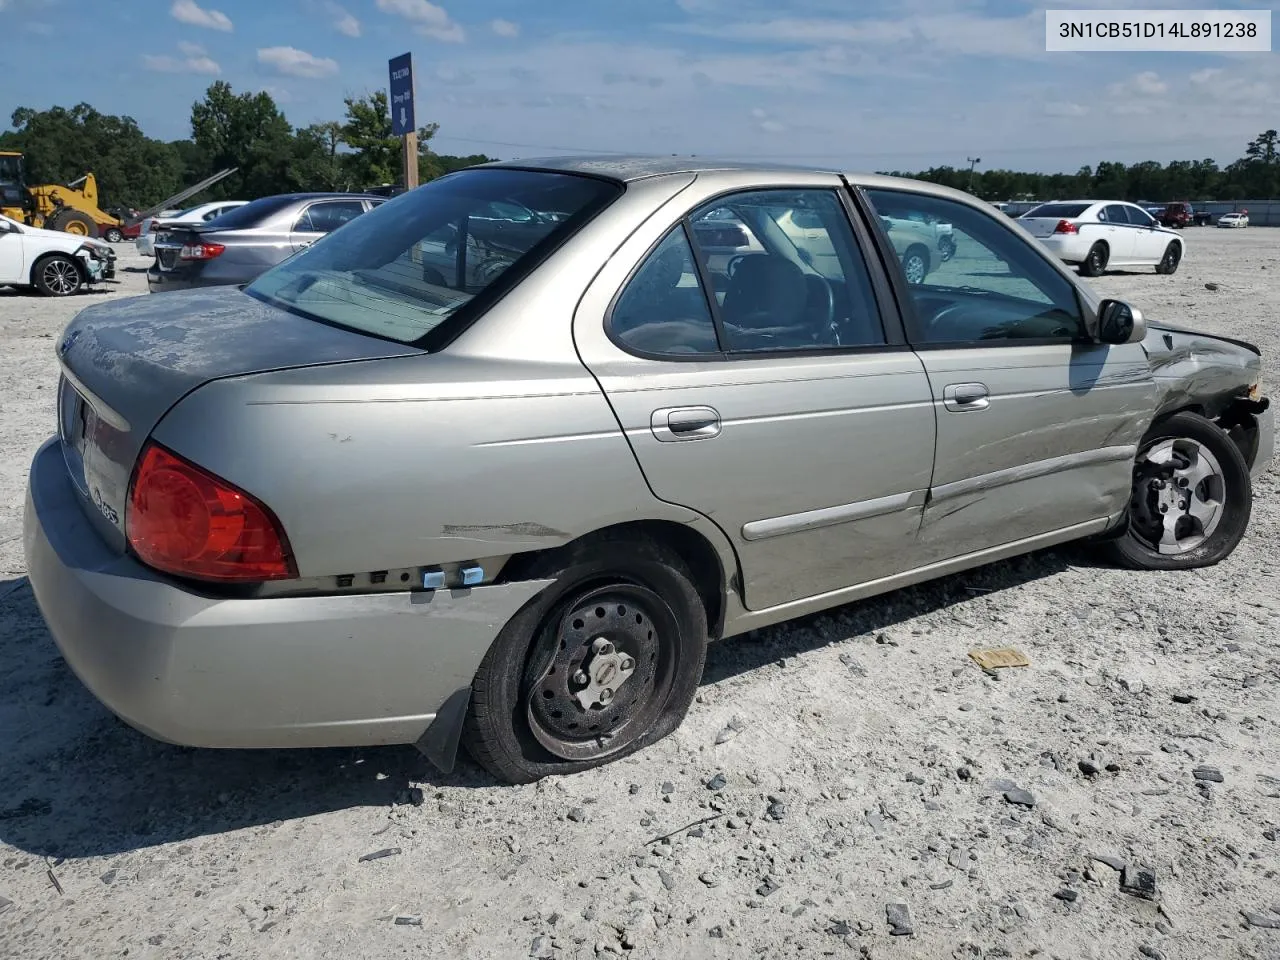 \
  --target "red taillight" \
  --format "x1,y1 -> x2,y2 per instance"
126,443 -> 295,582
179,241 -> 225,261
1054,219 -> 1078,234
